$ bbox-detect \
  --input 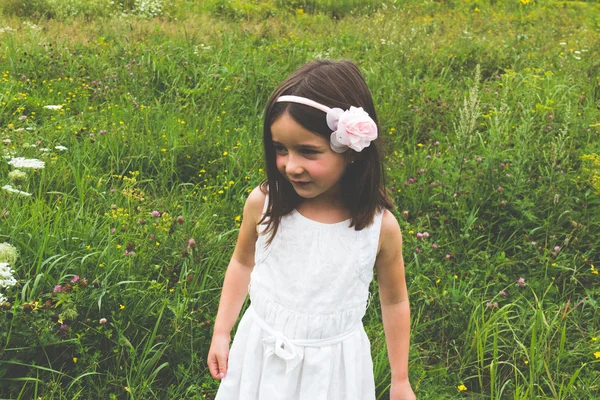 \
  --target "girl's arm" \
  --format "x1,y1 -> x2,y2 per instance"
212,186 -> 265,337
374,210 -> 414,395
208,186 -> 264,379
